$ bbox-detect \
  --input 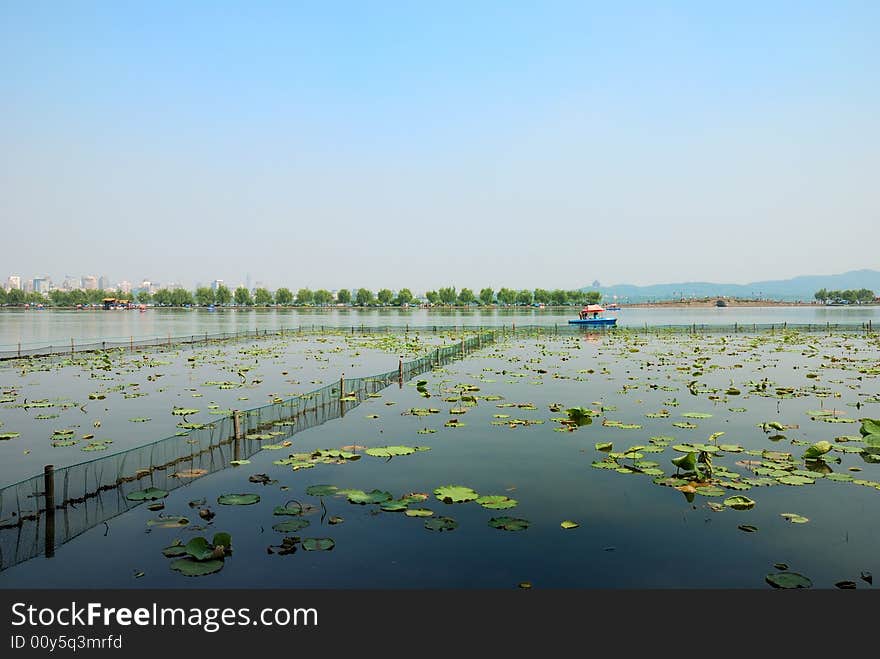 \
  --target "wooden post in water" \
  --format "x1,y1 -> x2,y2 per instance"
18,342 -> 21,358
398,357 -> 403,388
130,336 -> 134,352
44,465 -> 55,559
339,374 -> 345,417
232,411 -> 242,461
70,338 -> 74,355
